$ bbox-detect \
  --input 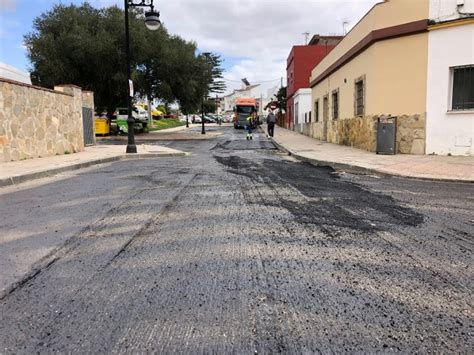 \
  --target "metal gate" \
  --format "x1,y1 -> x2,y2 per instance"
82,107 -> 94,146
